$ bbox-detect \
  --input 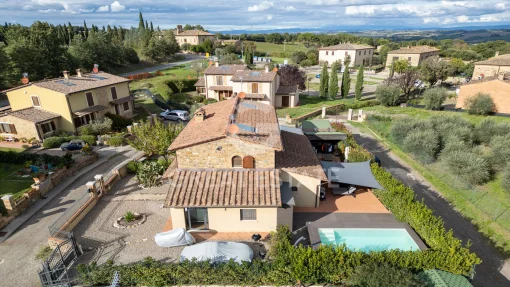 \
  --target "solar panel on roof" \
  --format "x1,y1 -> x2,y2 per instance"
240,102 -> 258,109
90,75 -> 106,80
55,80 -> 76,86
220,66 -> 230,70
250,72 -> 261,77
237,123 -> 257,133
